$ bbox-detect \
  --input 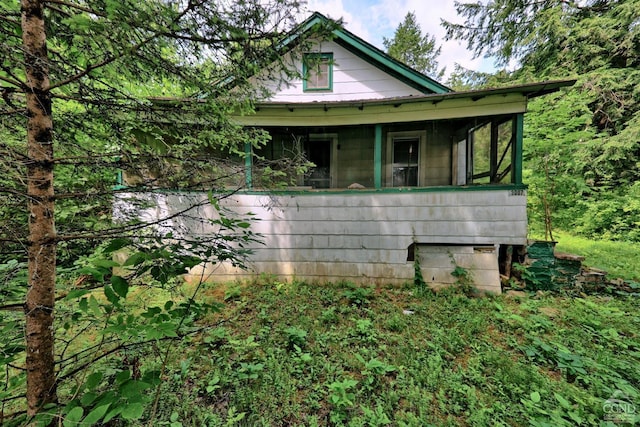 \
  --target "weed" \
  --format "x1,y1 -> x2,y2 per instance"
356,354 -> 396,392
412,244 -> 428,295
384,314 -> 407,332
343,286 -> 374,307
360,404 -> 392,425
451,264 -> 474,296
513,262 -> 544,291
39,279 -> 638,426
320,306 -> 339,324
283,326 -> 308,349
351,318 -> 377,344
223,283 -> 242,301
236,362 -> 265,381
328,378 -> 358,423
